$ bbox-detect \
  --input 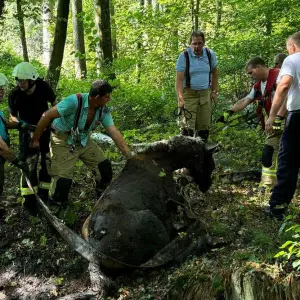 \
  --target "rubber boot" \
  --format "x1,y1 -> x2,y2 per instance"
23,194 -> 39,216
50,178 -> 72,208
96,159 -> 113,199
